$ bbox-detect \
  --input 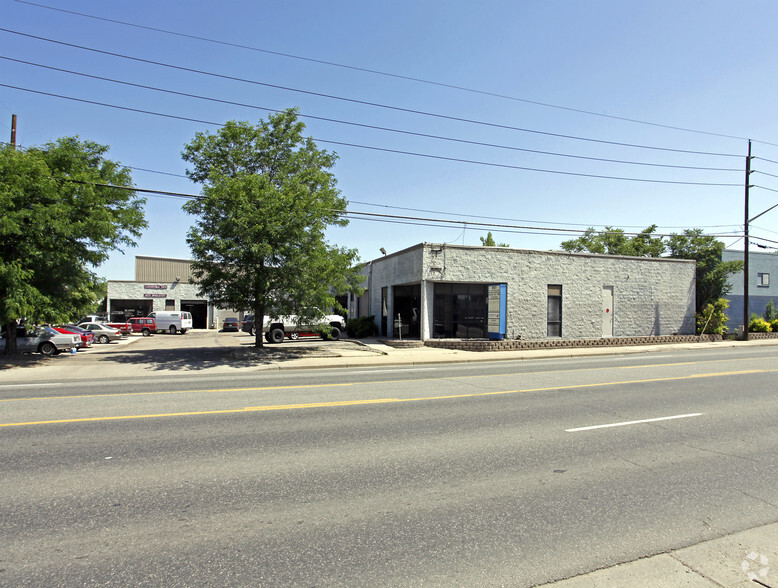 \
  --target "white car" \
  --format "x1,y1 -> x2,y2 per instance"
0,326 -> 80,356
79,322 -> 123,344
261,314 -> 345,343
